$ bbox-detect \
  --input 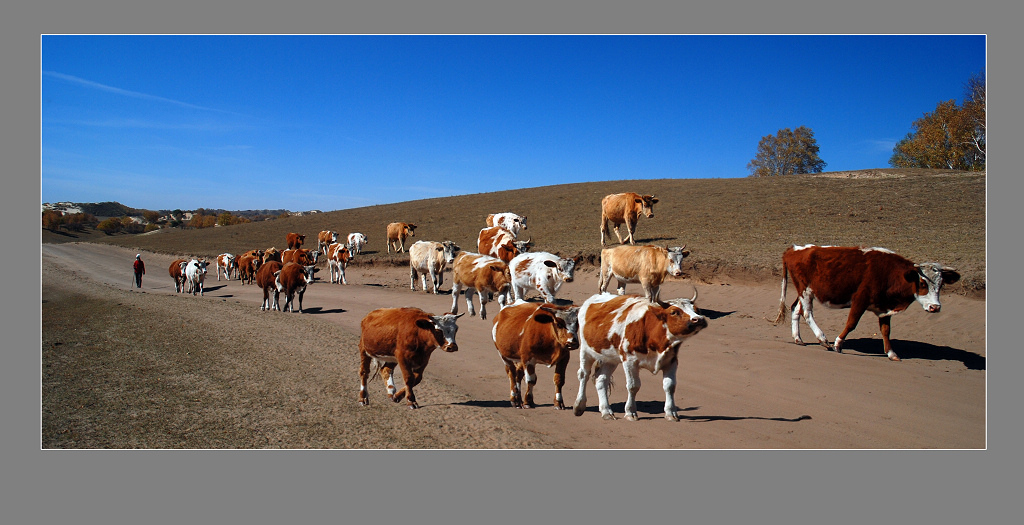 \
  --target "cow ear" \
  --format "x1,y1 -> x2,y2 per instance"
941,268 -> 961,285
904,269 -> 919,283
436,246 -> 443,252
533,312 -> 555,324
416,319 -> 436,331
274,270 -> 282,278
650,198 -> 659,204
634,198 -> 642,203
543,260 -> 558,268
